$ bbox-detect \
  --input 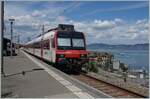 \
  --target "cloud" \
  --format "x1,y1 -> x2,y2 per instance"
73,18 -> 148,44
4,2 -> 76,43
92,20 -> 116,30
32,10 -> 46,17
127,27 -> 138,33
4,2 -> 148,44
